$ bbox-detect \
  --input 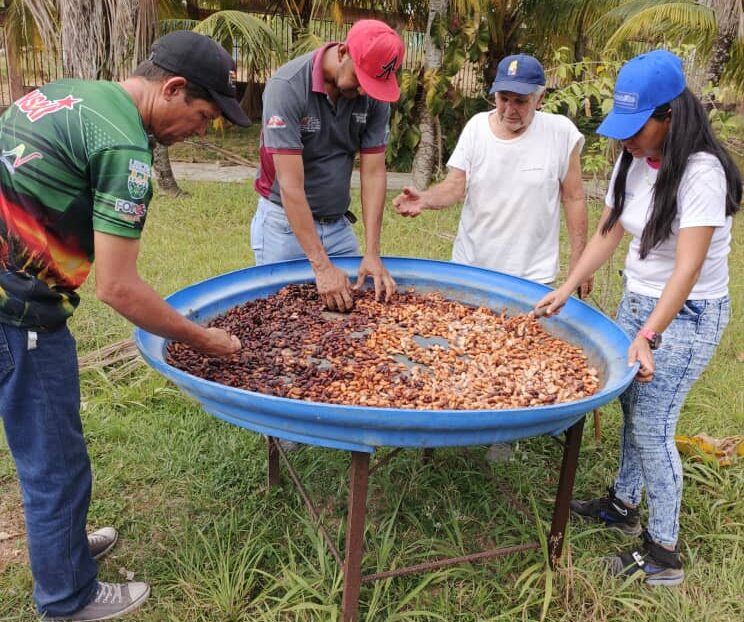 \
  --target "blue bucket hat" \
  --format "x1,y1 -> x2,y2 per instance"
597,49 -> 685,140
489,54 -> 545,96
